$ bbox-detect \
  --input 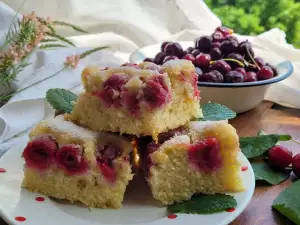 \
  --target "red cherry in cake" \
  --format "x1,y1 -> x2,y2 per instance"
122,90 -> 141,117
97,74 -> 129,107
98,144 -> 122,161
98,161 -> 117,183
55,144 -> 88,175
143,76 -> 170,109
146,142 -> 161,175
188,137 -> 222,172
268,146 -> 293,169
23,135 -> 58,170
158,127 -> 185,144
